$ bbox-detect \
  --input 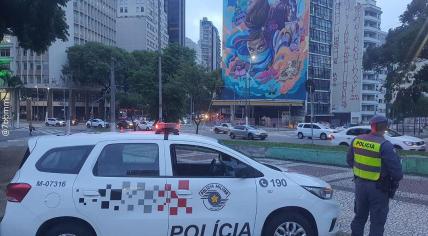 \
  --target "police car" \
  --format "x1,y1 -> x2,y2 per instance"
1,124 -> 339,236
